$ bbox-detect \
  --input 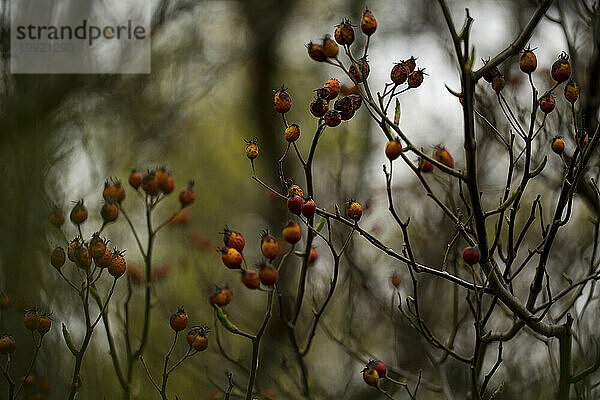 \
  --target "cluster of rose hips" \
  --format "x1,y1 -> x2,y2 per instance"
484,47 -> 587,157
285,185 -> 316,219
304,11 -> 379,128
98,179 -> 126,224
218,227 -> 281,292
50,200 -> 128,280
128,168 -> 196,208
169,307 -> 210,352
313,81 -> 362,127
287,183 -> 362,246
283,185 -> 325,262
308,9 -> 427,89
390,56 -> 426,89
526,51 -> 586,156
247,14 -> 385,231
0,308 -> 51,398
309,9 -> 457,178
50,167 -> 196,277
247,133 -> 362,258
287,182 -> 363,226
217,183 -> 332,299
272,81 -> 363,132
304,13 -> 376,125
